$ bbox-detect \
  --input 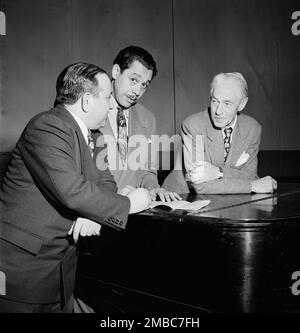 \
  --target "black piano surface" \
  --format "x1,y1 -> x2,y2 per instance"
76,183 -> 300,313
